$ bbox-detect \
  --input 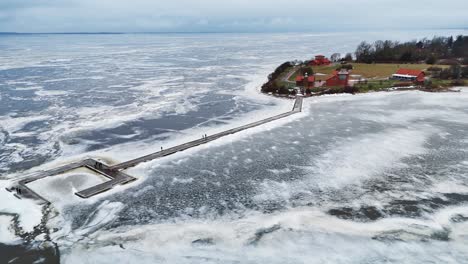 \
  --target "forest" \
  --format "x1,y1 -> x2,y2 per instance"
355,35 -> 468,64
